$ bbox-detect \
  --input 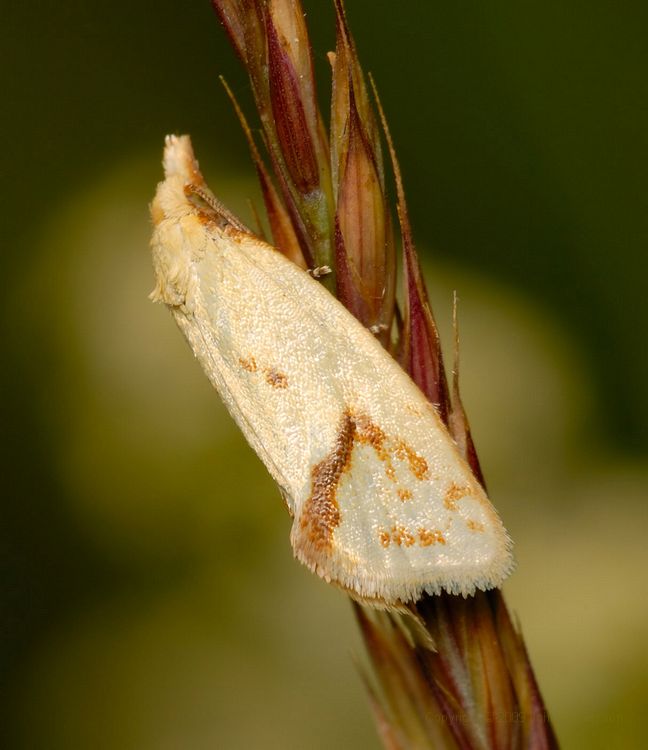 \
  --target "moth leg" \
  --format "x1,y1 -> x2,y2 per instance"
308,265 -> 332,279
